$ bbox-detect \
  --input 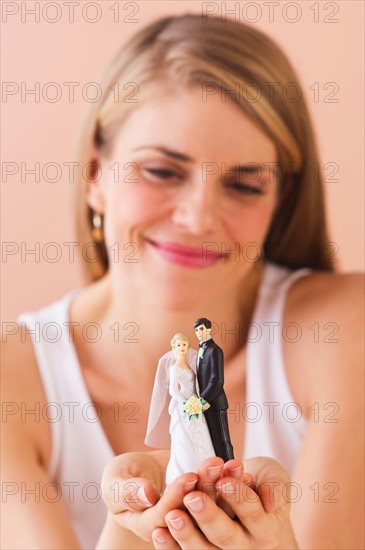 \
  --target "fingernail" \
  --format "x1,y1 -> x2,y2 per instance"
185,496 -> 204,512
153,534 -> 167,544
207,465 -> 223,478
167,517 -> 184,530
137,486 -> 153,507
229,464 -> 243,477
184,478 -> 198,491
219,482 -> 236,494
